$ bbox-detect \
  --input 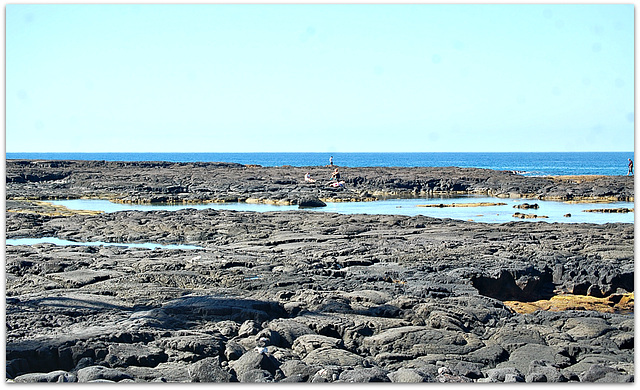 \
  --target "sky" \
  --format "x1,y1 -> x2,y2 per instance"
5,3 -> 635,153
